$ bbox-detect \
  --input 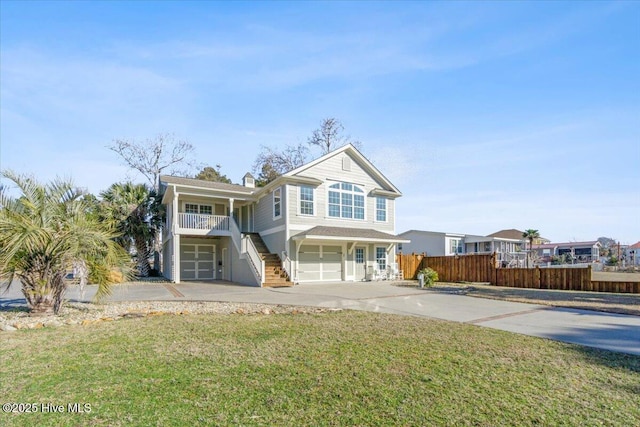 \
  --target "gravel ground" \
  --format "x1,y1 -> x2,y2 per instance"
0,301 -> 338,332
